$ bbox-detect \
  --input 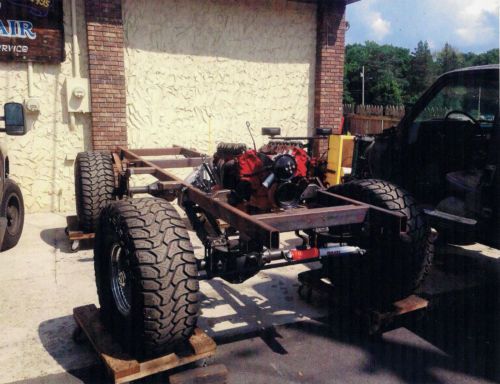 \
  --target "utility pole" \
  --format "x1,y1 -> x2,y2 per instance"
361,66 -> 365,106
